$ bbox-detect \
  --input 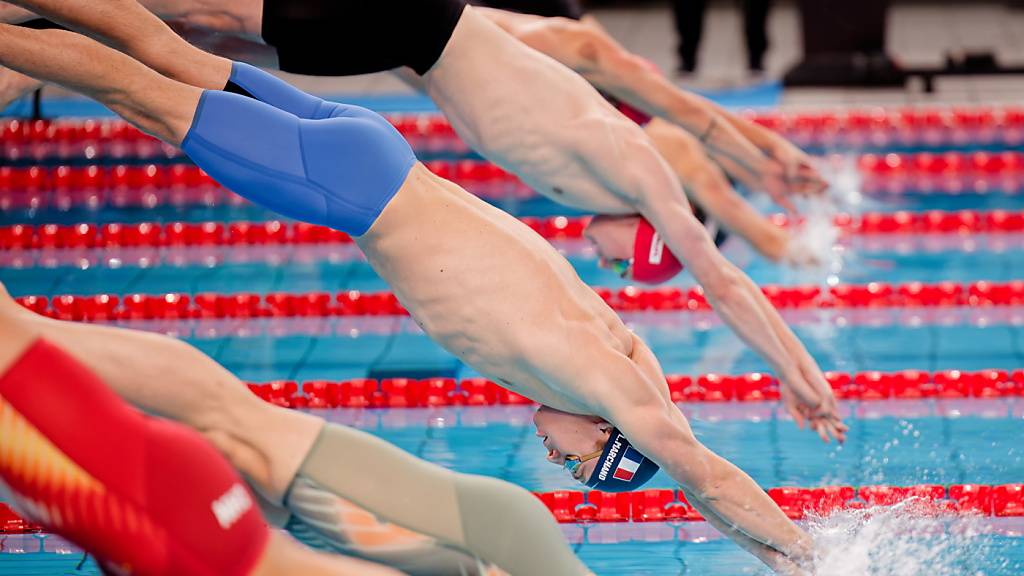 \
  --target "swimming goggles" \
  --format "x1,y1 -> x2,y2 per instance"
563,448 -> 605,480
608,258 -> 633,279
